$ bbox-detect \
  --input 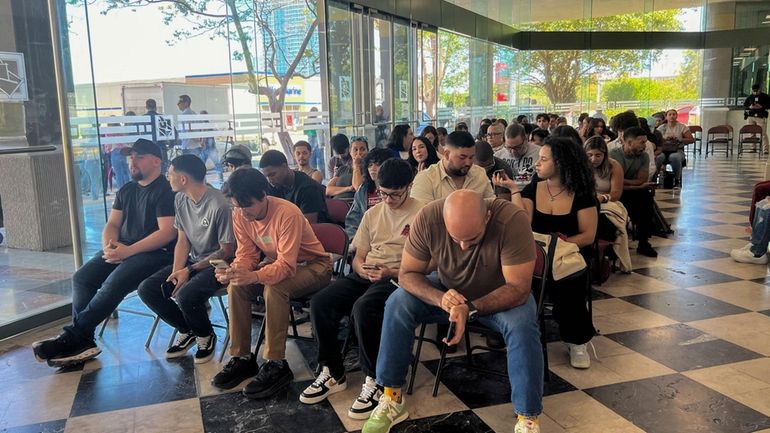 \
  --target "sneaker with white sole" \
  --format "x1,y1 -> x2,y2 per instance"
361,394 -> 408,433
166,331 -> 196,359
567,343 -> 590,369
348,376 -> 382,420
194,333 -> 216,364
731,247 -> 769,265
299,366 -> 347,404
514,416 -> 540,433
